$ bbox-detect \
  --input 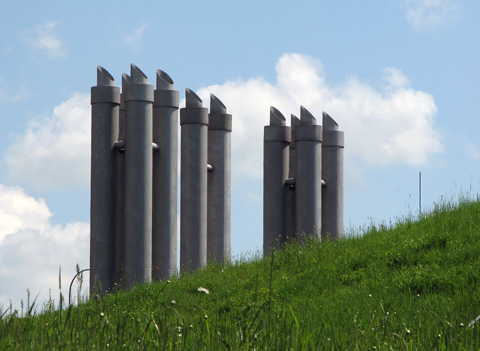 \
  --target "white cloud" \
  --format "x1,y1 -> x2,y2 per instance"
0,185 -> 51,243
21,21 -> 67,58
405,0 -> 461,29
5,93 -> 91,191
4,53 -> 442,191
195,53 -> 443,180
0,185 -> 89,312
123,22 -> 148,50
